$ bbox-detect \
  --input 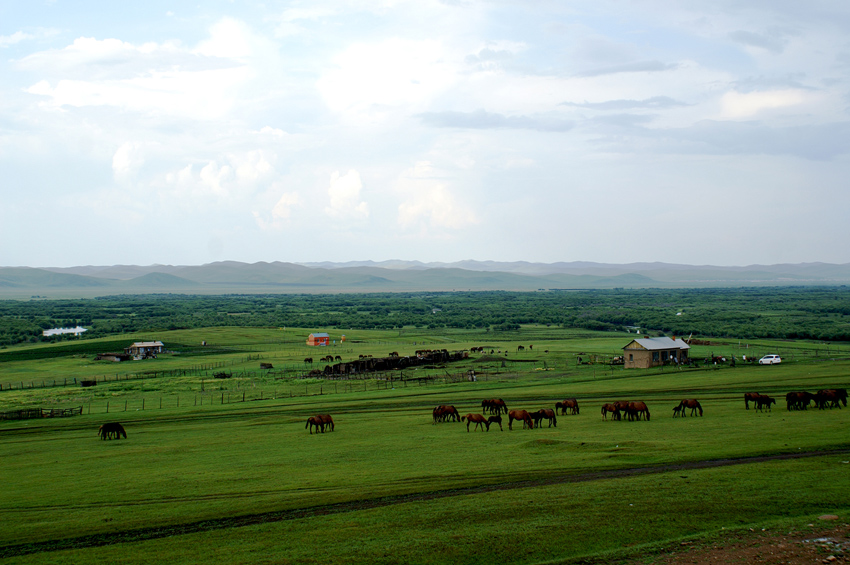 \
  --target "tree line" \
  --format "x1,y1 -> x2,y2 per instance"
1,287 -> 849,347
